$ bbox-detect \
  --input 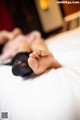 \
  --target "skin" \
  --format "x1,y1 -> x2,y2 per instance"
0,28 -> 22,44
27,38 -> 61,74
0,30 -> 61,74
